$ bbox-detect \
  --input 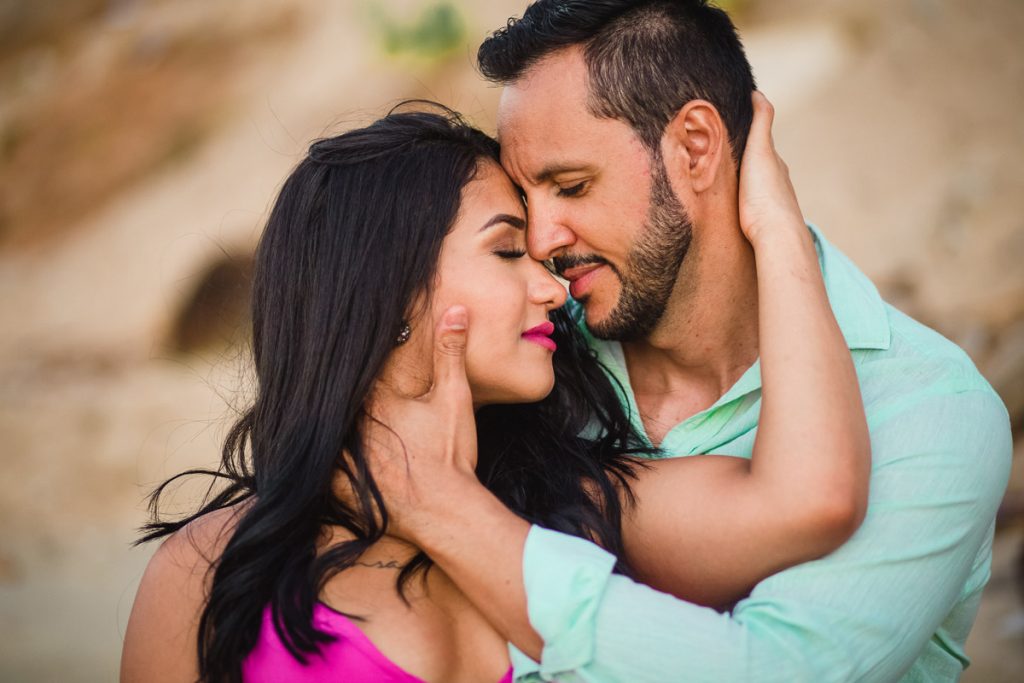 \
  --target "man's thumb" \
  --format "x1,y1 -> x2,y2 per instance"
433,305 -> 469,388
